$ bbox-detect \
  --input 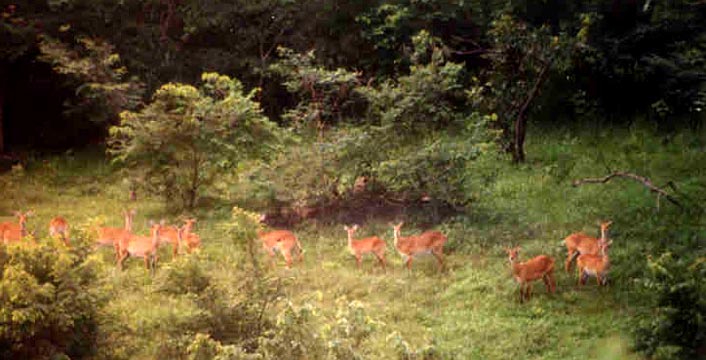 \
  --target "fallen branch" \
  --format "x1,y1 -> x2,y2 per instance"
572,171 -> 683,209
